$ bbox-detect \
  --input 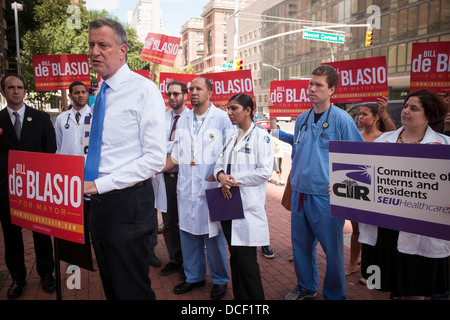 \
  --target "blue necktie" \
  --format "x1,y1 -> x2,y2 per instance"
84,82 -> 108,181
